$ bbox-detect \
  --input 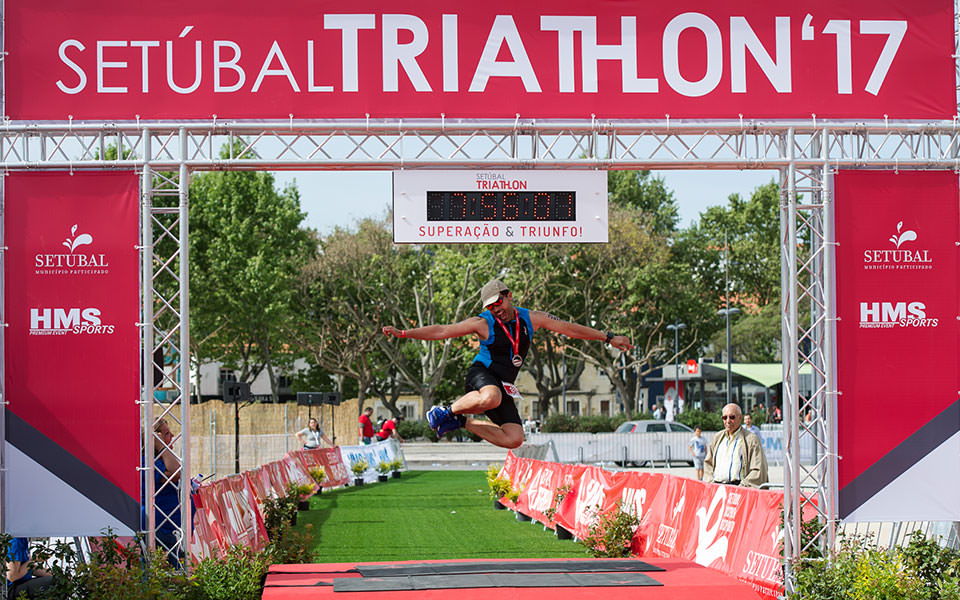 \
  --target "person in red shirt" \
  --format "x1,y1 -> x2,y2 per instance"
376,415 -> 404,443
358,406 -> 375,445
